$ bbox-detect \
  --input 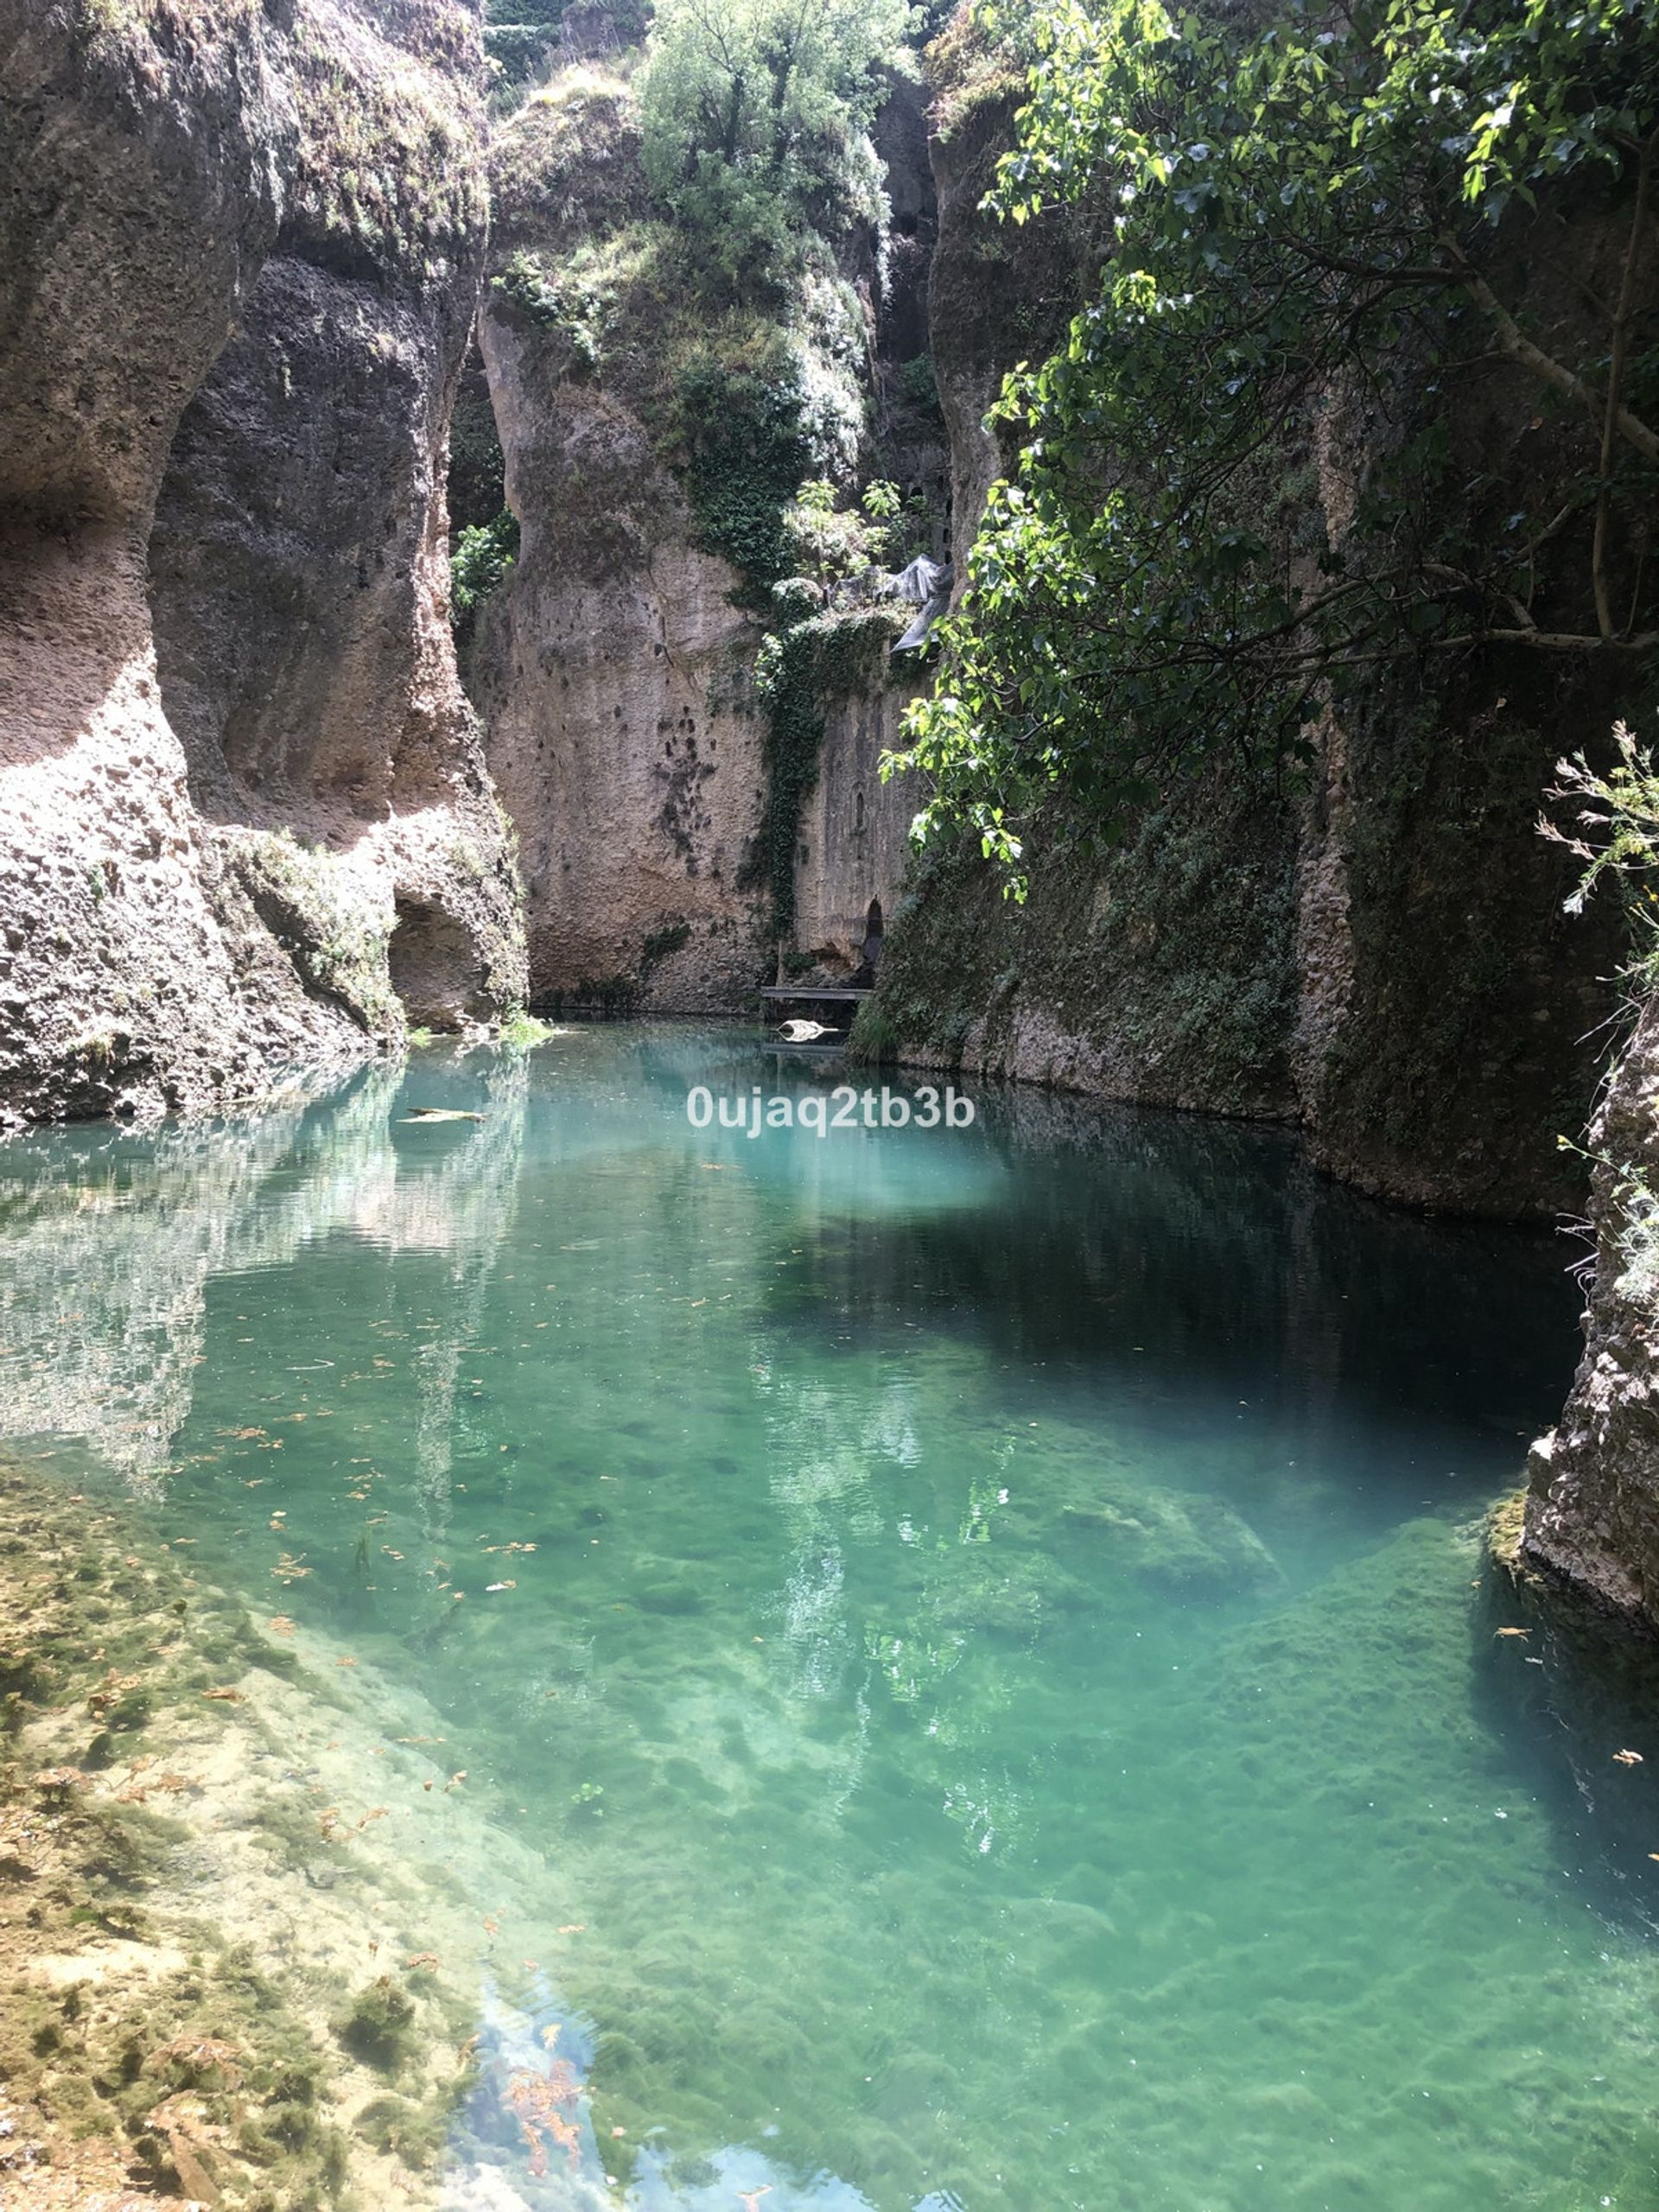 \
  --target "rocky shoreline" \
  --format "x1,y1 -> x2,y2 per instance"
0,1458 -> 611,2212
